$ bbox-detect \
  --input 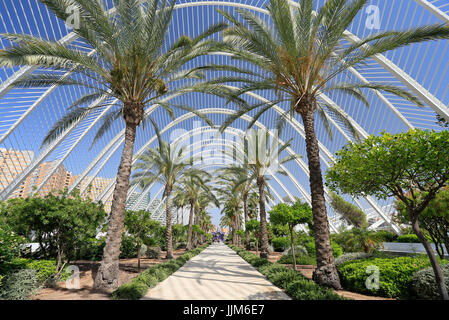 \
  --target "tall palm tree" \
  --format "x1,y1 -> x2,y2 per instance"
193,189 -> 219,247
0,0 -> 240,291
173,189 -> 188,224
216,174 -> 244,245
215,0 -> 449,289
176,169 -> 213,250
228,129 -> 298,256
131,121 -> 192,259
217,165 -> 257,250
